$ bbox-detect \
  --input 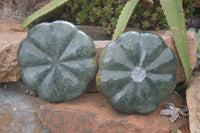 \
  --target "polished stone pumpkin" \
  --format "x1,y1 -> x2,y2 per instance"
96,31 -> 178,114
18,21 -> 97,102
